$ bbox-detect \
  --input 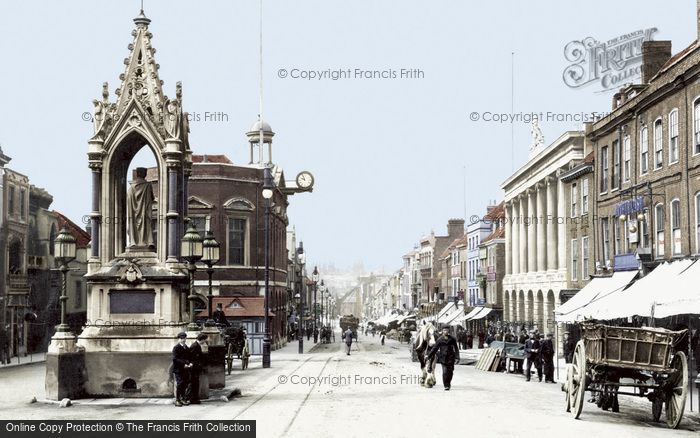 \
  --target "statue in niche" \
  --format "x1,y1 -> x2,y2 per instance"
162,97 -> 181,139
127,167 -> 155,249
